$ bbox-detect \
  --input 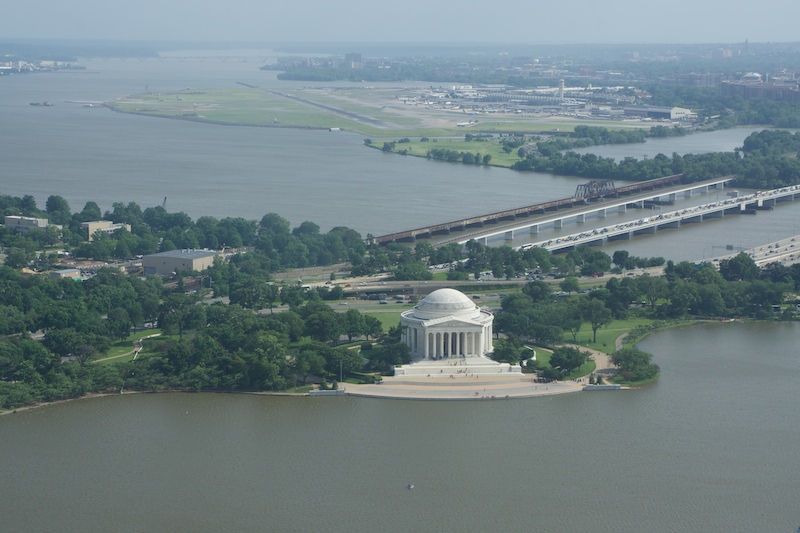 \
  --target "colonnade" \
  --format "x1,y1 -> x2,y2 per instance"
404,326 -> 492,359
